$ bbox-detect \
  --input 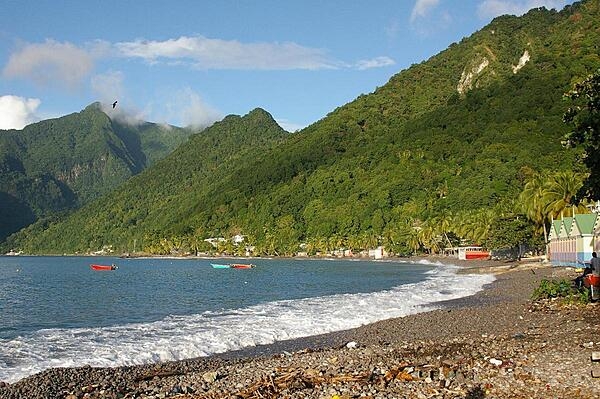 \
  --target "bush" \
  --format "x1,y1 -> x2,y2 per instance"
532,278 -> 589,304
